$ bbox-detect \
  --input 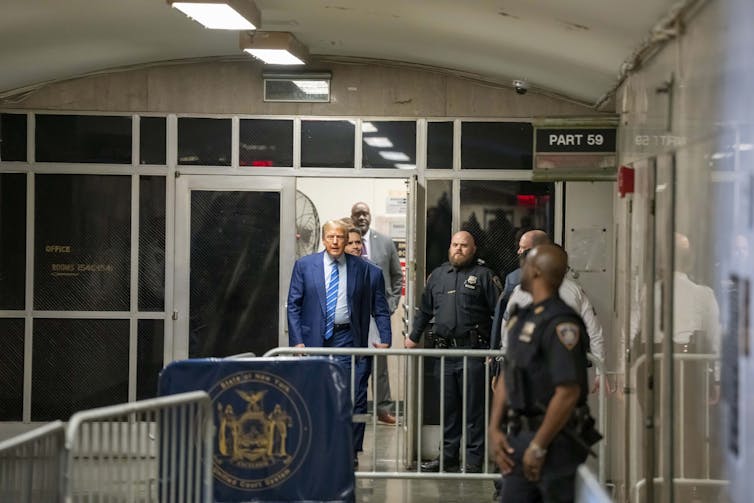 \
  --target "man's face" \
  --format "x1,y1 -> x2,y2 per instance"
448,232 -> 476,267
517,233 -> 535,267
322,224 -> 346,258
345,231 -> 363,256
518,233 -> 534,256
520,249 -> 537,293
351,204 -> 371,234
